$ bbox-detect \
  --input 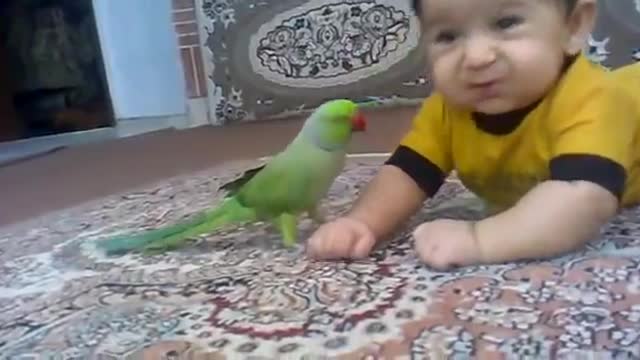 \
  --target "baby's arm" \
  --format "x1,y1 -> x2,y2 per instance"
306,161 -> 437,260
348,94 -> 452,241
347,164 -> 429,241
473,179 -> 618,264
307,94 -> 452,259
470,82 -> 638,264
